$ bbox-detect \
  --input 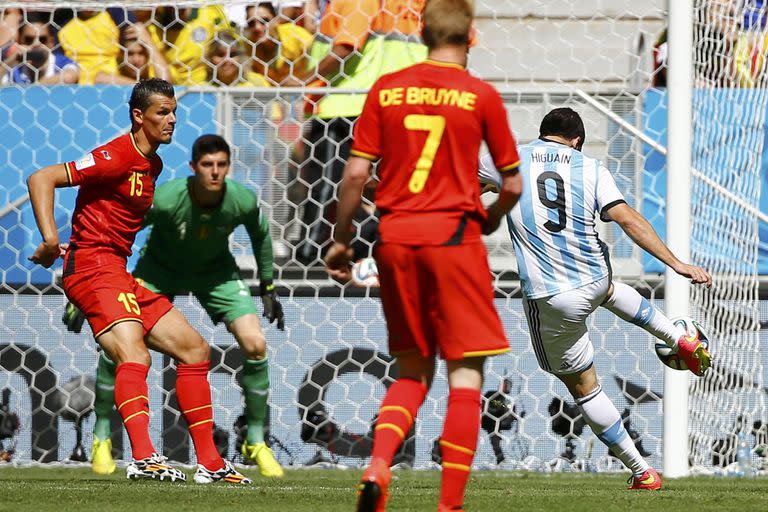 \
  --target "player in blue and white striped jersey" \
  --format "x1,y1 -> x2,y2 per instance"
482,124 -> 623,300
480,108 -> 712,490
